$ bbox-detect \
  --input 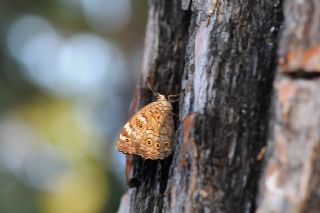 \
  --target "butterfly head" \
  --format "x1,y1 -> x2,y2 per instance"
147,83 -> 179,103
156,93 -> 167,101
